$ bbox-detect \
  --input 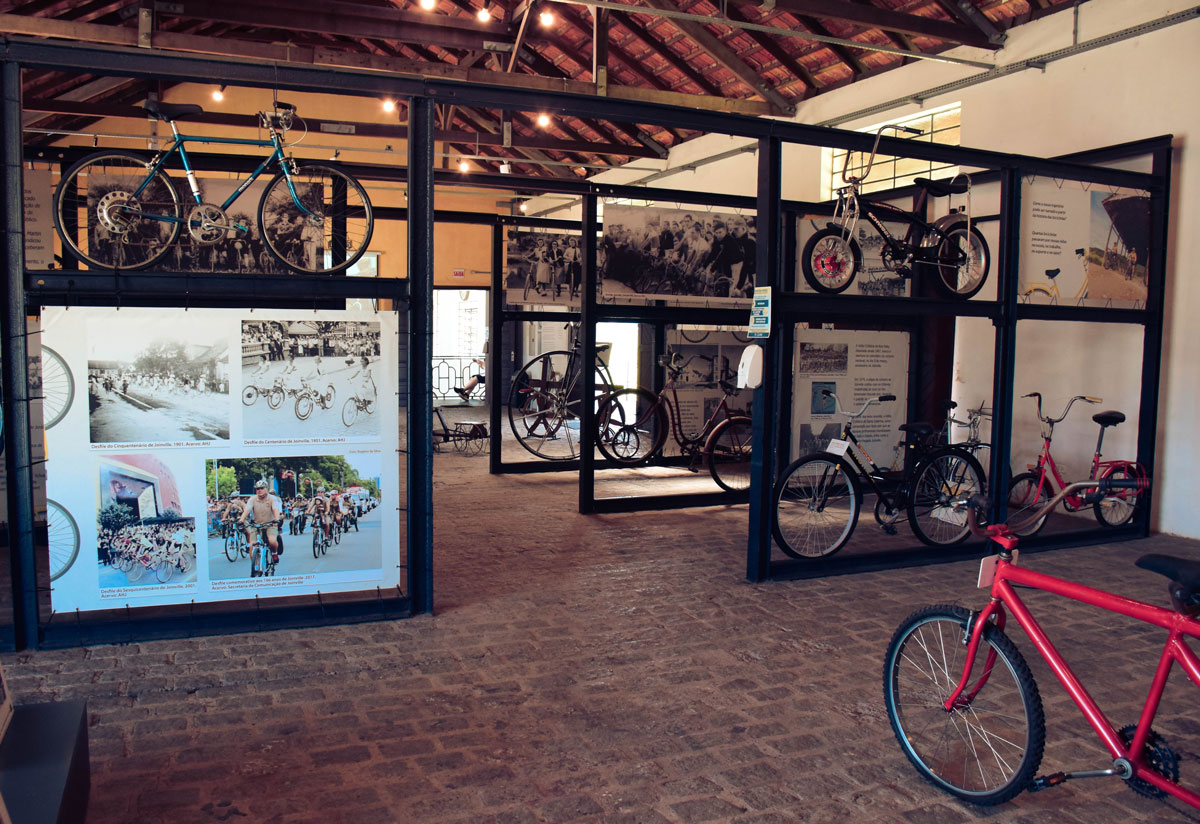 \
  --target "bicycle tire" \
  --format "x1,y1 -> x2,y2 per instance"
1008,471 -> 1050,537
39,346 -> 75,429
342,397 -> 358,427
295,395 -> 314,421
772,454 -> 861,558
266,387 -> 284,409
127,563 -> 145,583
258,162 -> 373,275
801,226 -> 862,294
595,388 -> 668,467
225,533 -> 240,562
242,386 -> 259,406
679,328 -> 709,343
706,415 -> 753,492
322,385 -> 337,409
507,350 -> 613,461
907,448 -> 987,547
156,562 -> 173,583
932,223 -> 989,300
884,604 -> 1044,805
730,330 -> 750,343
250,544 -> 262,578
53,150 -> 182,270
1093,463 -> 1140,527
46,499 -> 80,582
